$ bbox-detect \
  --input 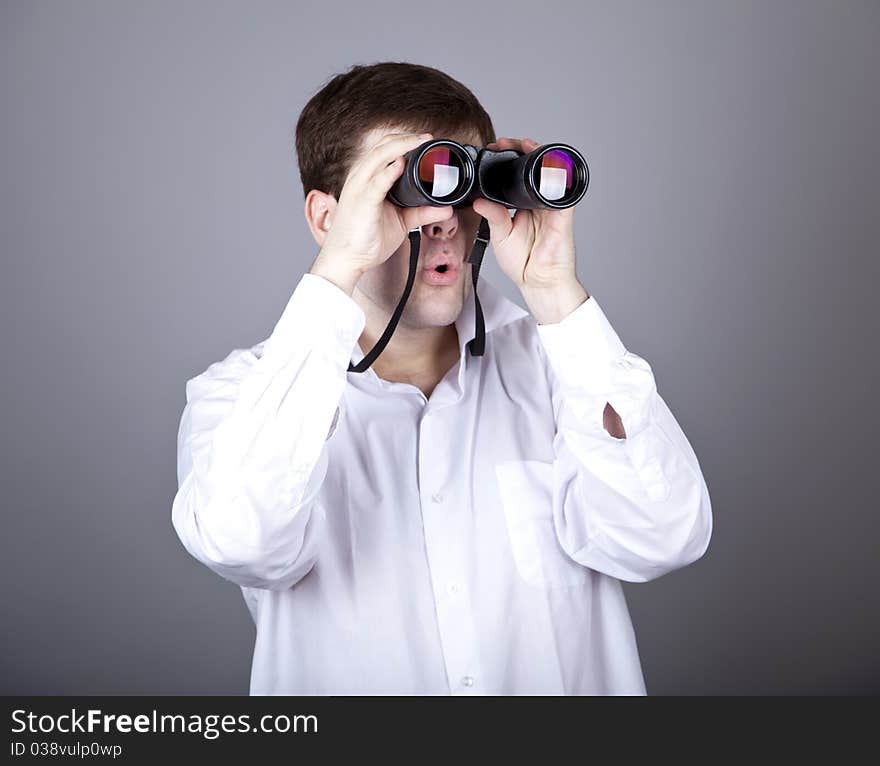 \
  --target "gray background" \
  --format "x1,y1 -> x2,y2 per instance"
2,0 -> 877,695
